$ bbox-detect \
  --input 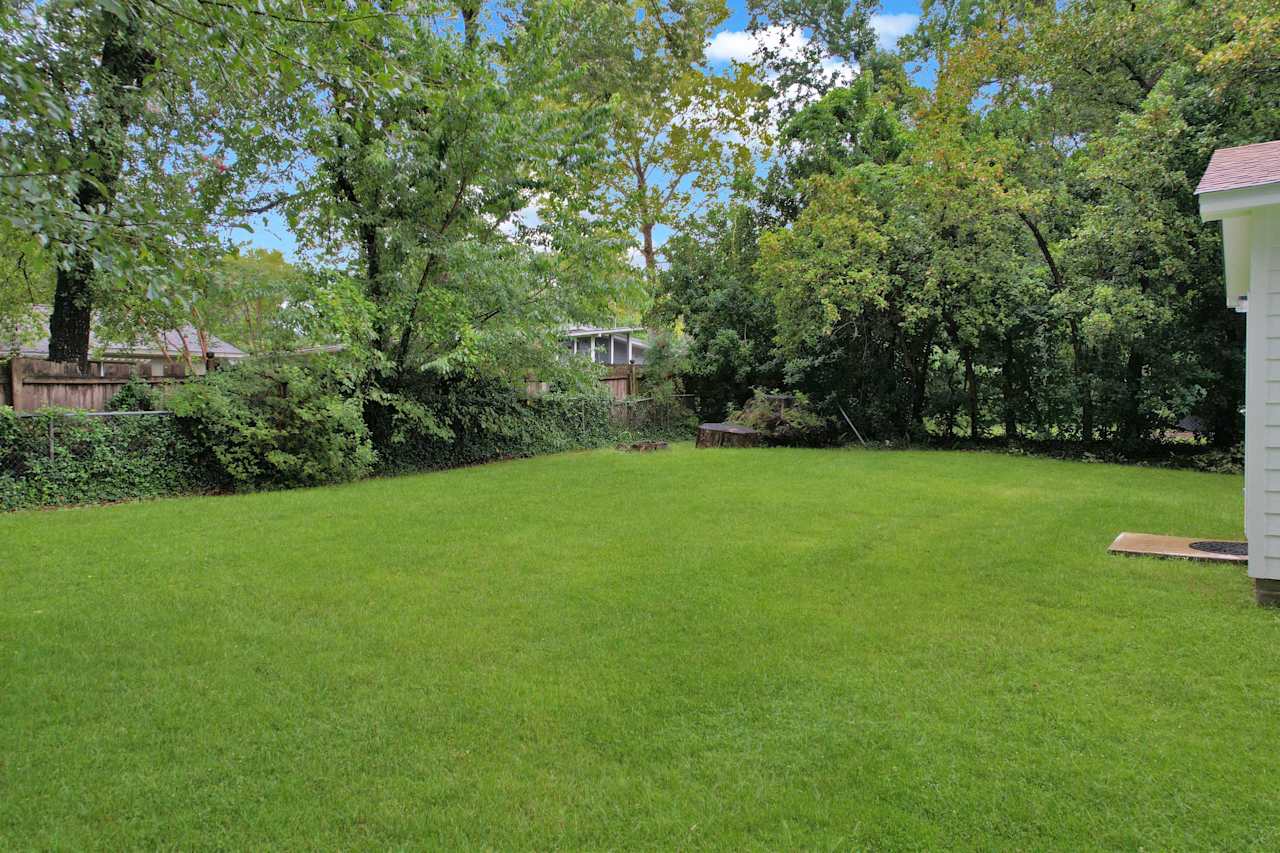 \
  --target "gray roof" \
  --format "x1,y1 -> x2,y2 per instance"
1196,140 -> 1280,194
562,324 -> 648,343
4,308 -> 247,360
